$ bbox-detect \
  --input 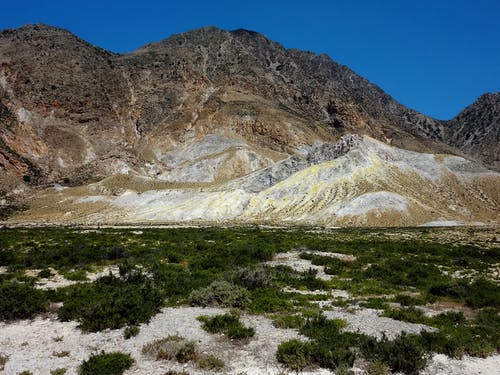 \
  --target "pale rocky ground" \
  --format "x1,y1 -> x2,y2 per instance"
1,250 -> 498,374
9,136 -> 500,227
